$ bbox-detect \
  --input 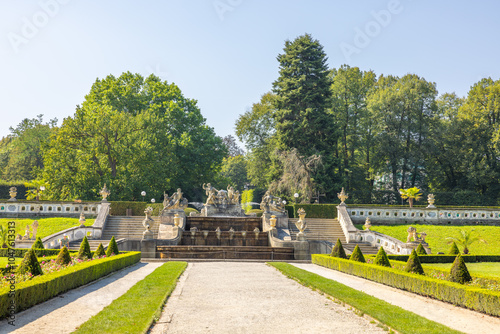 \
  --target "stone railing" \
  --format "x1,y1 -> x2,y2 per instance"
0,201 -> 101,217
337,204 -> 410,254
347,206 -> 500,225
92,202 -> 110,229
41,226 -> 103,249
336,204 -> 359,242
